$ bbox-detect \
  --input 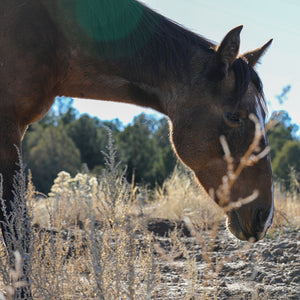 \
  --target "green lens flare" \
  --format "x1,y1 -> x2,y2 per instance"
75,0 -> 143,42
